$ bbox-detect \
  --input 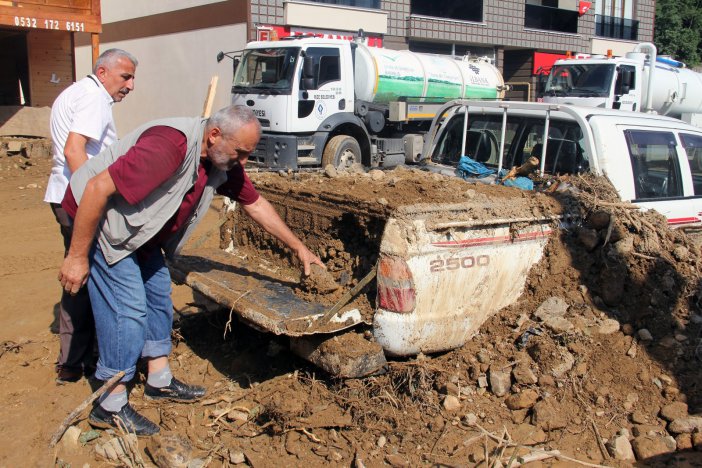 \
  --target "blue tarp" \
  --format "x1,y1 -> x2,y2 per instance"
455,155 -> 534,191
